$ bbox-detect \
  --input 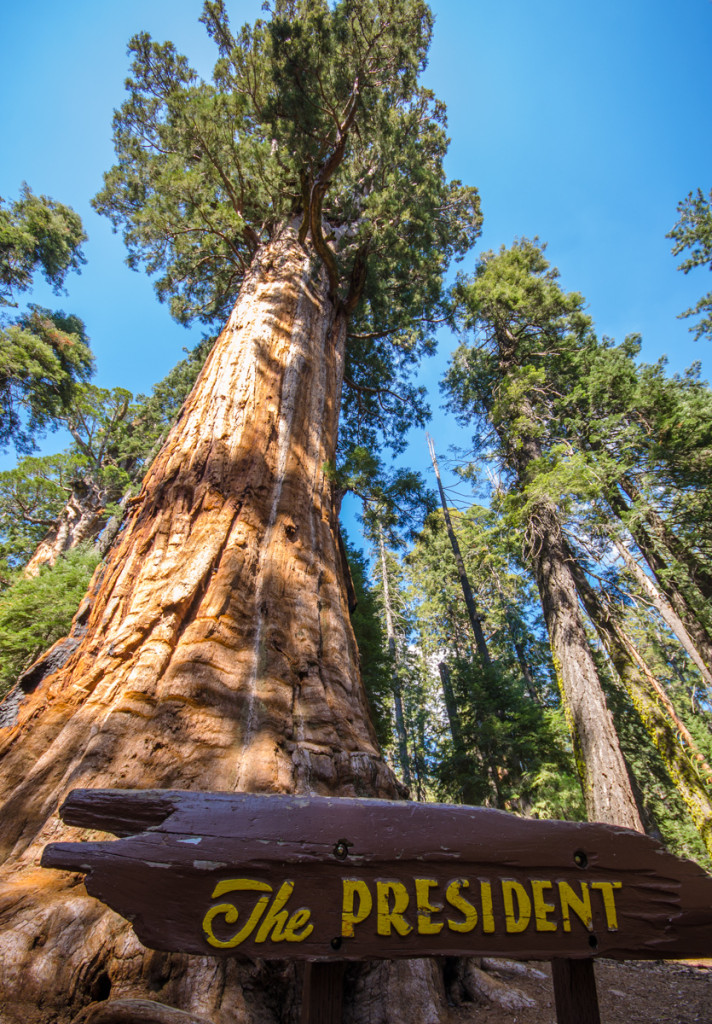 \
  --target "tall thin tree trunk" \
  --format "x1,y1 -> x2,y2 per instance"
613,536 -> 712,689
502,606 -> 543,704
568,555 -> 712,858
378,528 -> 412,787
618,472 -> 712,603
491,323 -> 642,832
524,499 -> 643,830
436,660 -> 481,805
0,226 -> 429,1024
606,485 -> 712,667
426,433 -> 492,668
